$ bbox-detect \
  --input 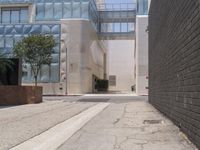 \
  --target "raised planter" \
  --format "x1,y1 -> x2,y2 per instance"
0,86 -> 42,105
